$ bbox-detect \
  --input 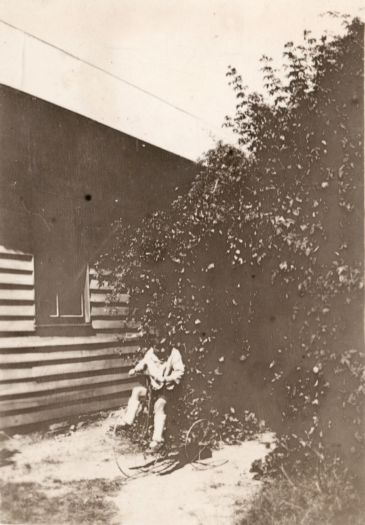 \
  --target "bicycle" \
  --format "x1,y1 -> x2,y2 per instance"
106,374 -> 222,478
